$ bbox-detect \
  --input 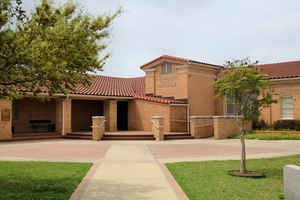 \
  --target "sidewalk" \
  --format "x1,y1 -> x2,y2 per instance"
71,144 -> 182,200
